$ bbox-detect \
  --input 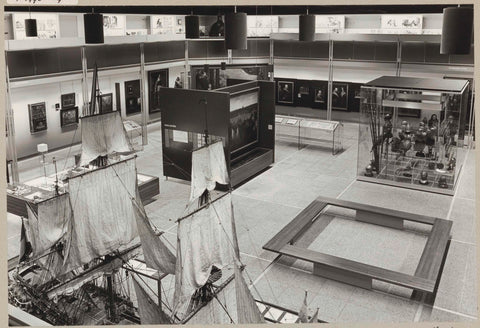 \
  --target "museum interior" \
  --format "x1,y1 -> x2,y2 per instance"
4,4 -> 477,326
